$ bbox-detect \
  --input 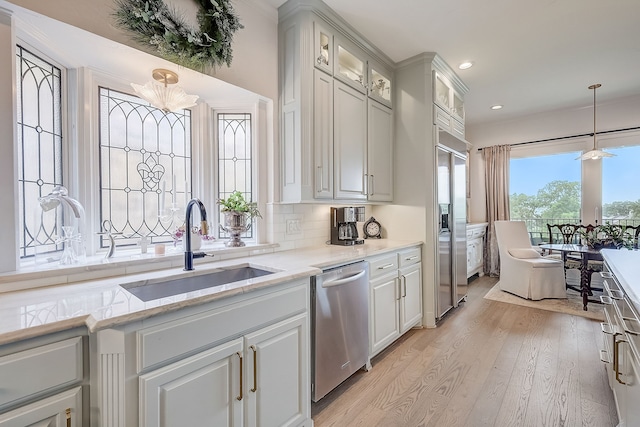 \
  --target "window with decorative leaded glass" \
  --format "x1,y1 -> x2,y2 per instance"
16,45 -> 63,259
218,113 -> 253,239
98,87 -> 192,248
